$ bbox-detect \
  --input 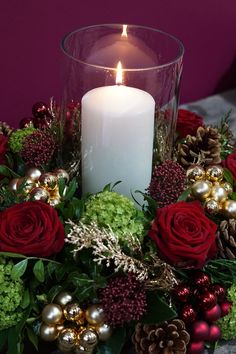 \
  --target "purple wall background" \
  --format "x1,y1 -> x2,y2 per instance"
0,0 -> 236,127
